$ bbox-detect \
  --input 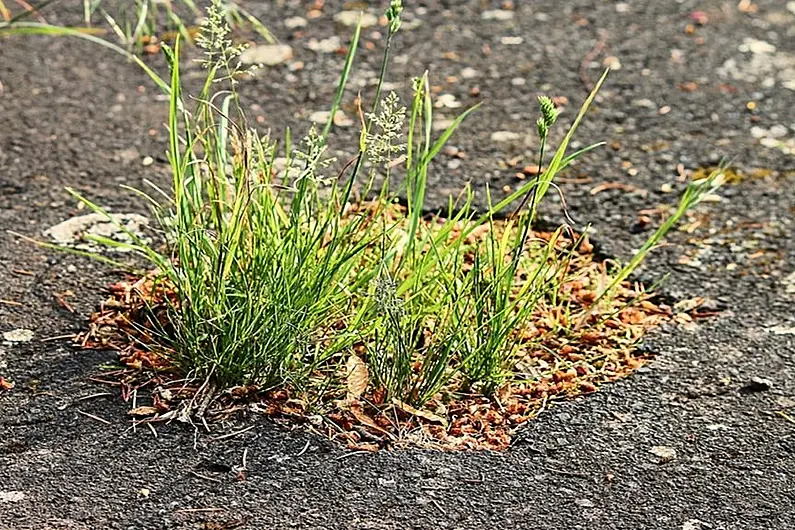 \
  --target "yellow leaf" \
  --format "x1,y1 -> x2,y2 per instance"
0,377 -> 14,391
392,398 -> 448,427
128,406 -> 158,416
346,355 -> 368,401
